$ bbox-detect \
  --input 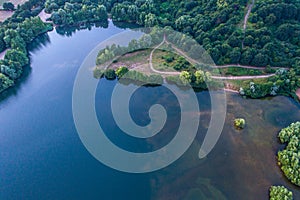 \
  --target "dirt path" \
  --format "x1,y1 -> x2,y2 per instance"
148,36 -> 277,80
242,0 -> 255,48
0,49 -> 8,60
243,0 -> 255,31
38,9 -> 51,23
149,35 -> 180,76
211,74 -> 276,80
